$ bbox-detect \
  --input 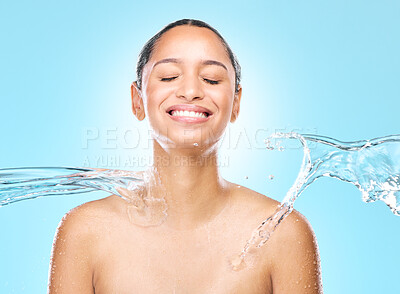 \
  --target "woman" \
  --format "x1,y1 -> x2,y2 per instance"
48,19 -> 323,293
